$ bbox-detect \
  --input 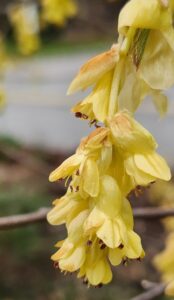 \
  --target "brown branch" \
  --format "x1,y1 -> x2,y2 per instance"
130,282 -> 166,300
1,206 -> 174,230
133,207 -> 174,219
0,207 -> 50,230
